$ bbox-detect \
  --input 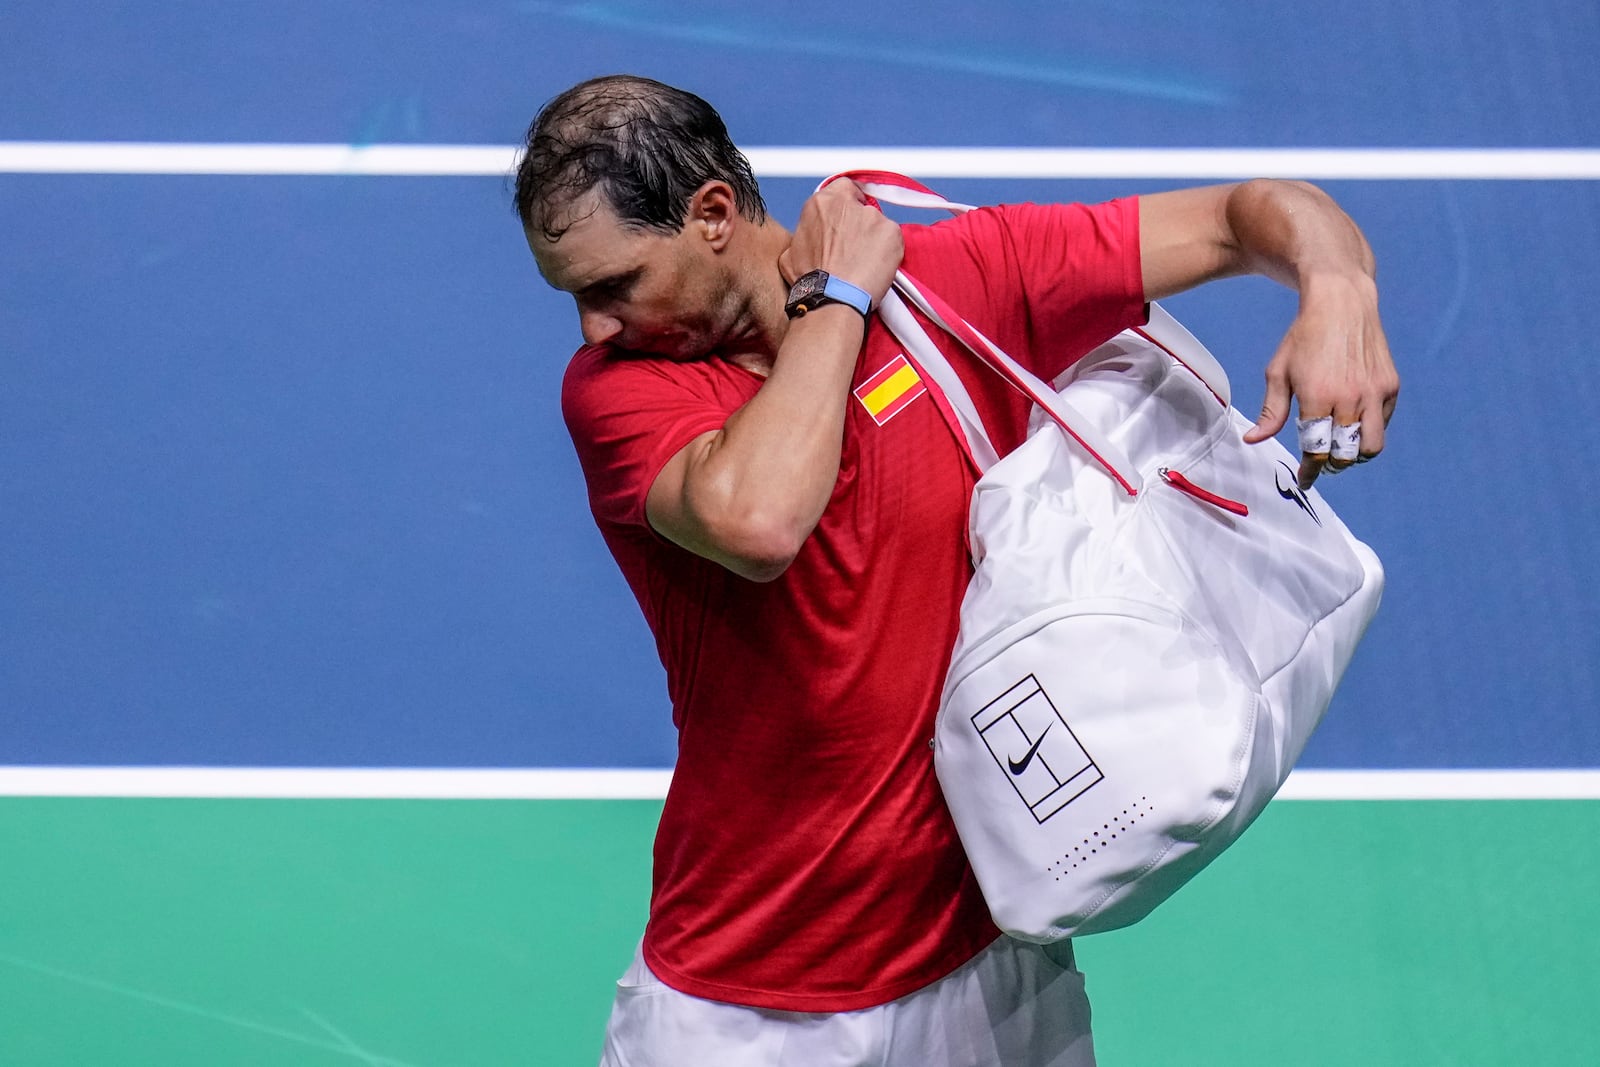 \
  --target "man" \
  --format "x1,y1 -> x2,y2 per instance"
515,74 -> 1397,1067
